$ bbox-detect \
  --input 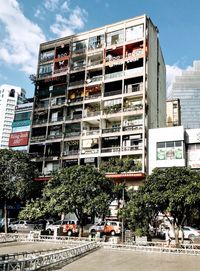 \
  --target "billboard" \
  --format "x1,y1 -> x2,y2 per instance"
9,131 -> 29,147
157,147 -> 183,160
